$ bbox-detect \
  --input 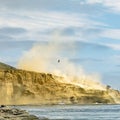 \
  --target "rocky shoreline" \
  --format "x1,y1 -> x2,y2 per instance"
0,106 -> 48,120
